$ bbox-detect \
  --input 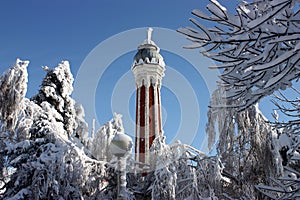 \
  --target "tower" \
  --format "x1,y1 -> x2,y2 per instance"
132,28 -> 165,165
